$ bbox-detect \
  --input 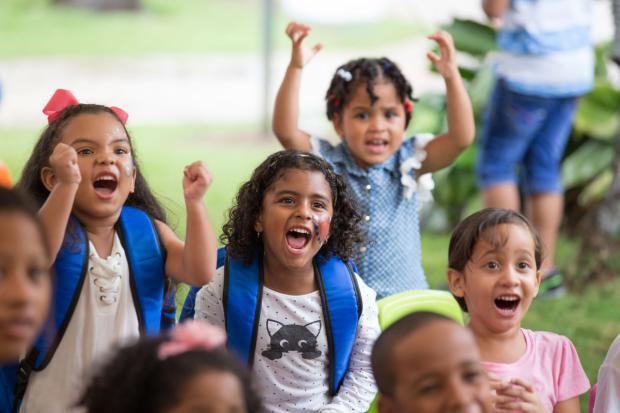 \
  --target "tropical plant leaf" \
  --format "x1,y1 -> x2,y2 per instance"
562,141 -> 614,189
578,169 -> 613,206
443,19 -> 496,57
